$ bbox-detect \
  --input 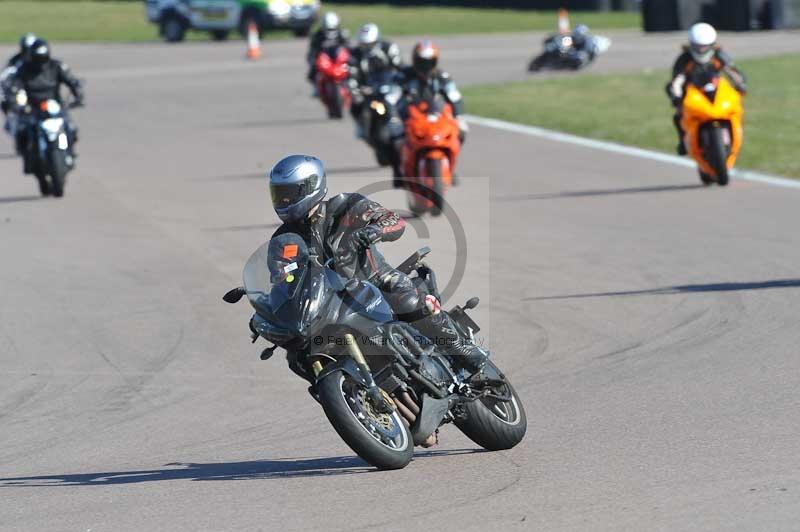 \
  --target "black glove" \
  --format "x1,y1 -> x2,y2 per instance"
353,225 -> 382,249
